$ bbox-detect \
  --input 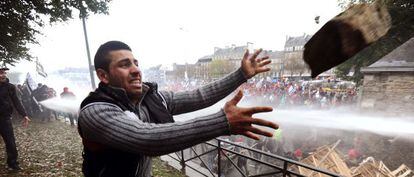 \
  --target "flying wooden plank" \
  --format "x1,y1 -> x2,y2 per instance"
303,2 -> 391,77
